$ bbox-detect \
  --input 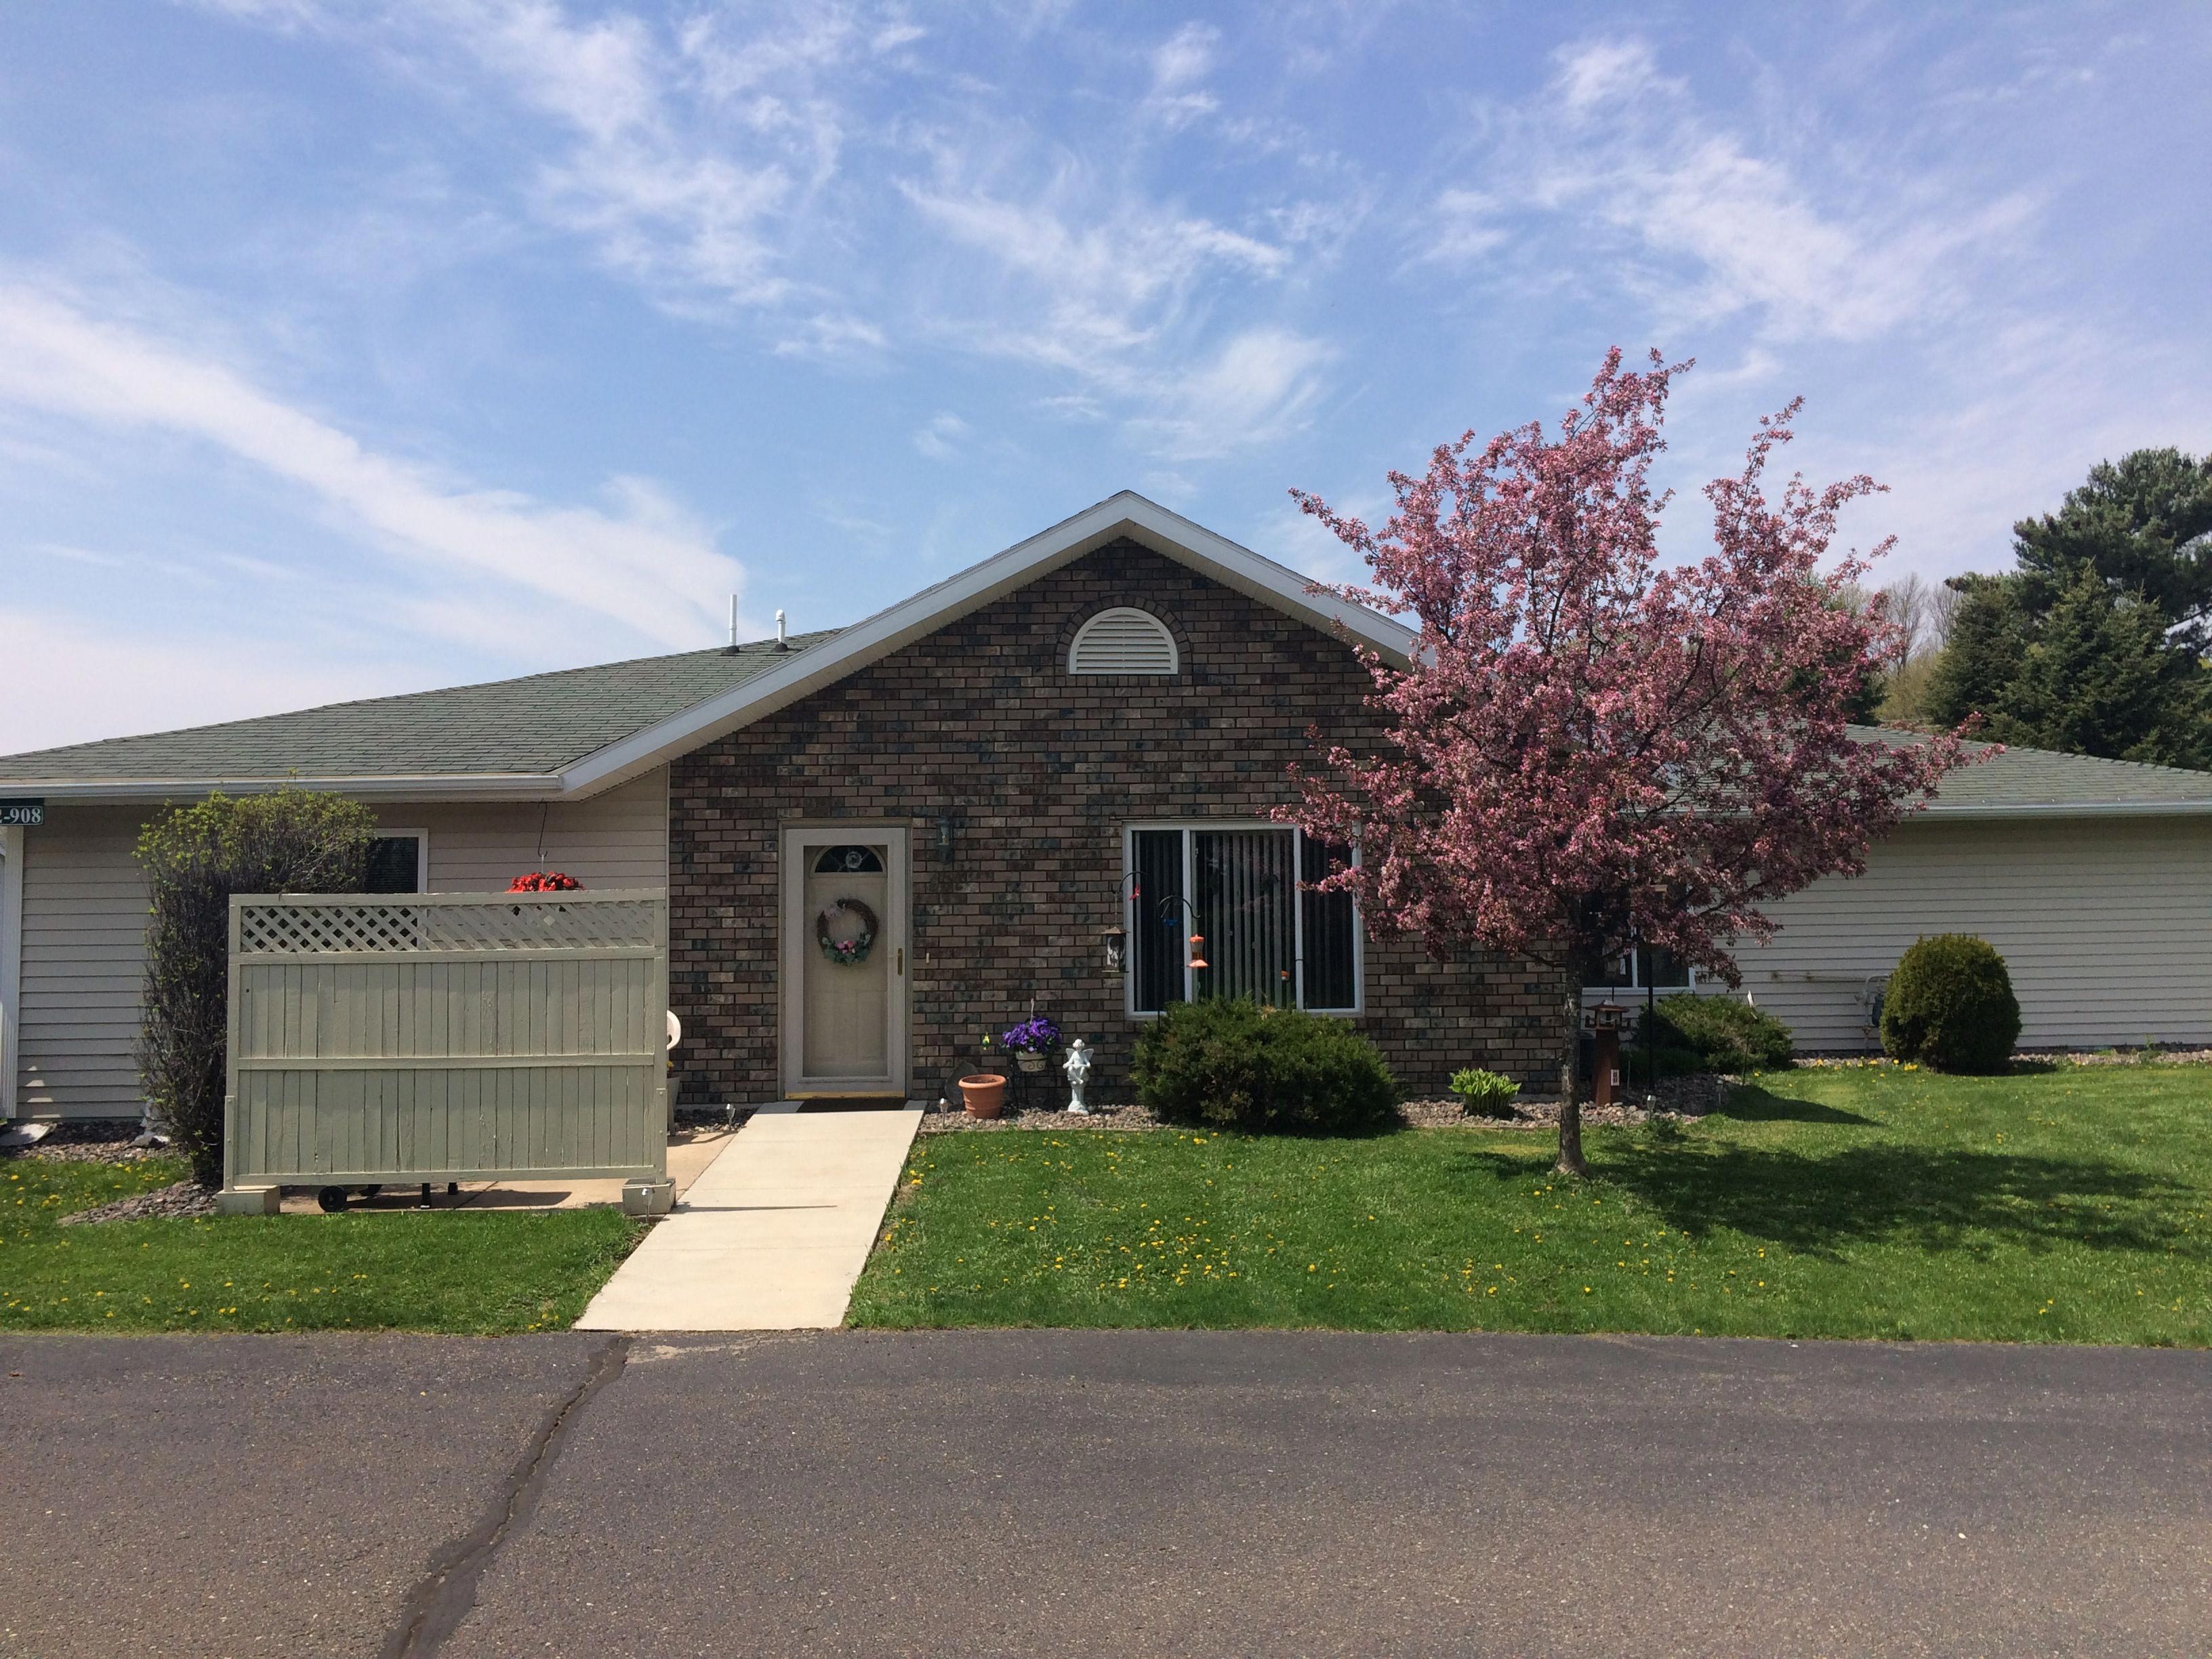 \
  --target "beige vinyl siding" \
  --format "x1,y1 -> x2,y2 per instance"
15,807 -> 149,1119
401,771 -> 670,892
12,770 -> 670,1120
1742,816 -> 2212,1052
